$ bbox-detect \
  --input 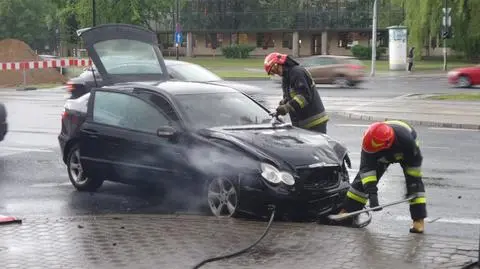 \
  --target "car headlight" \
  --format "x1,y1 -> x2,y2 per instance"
260,163 -> 295,186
